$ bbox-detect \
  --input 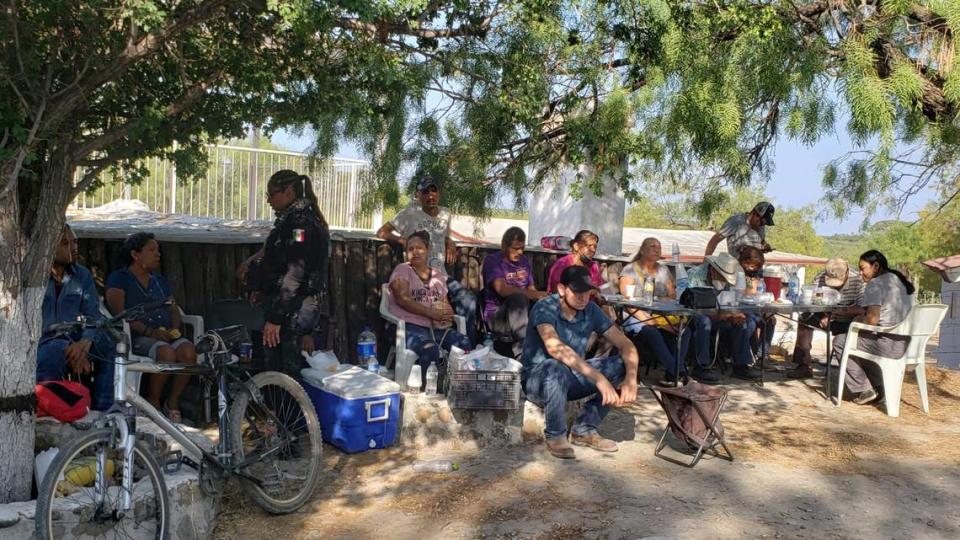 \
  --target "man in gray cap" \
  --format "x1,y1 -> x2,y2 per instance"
377,175 -> 478,343
705,201 -> 775,257
787,257 -> 865,378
